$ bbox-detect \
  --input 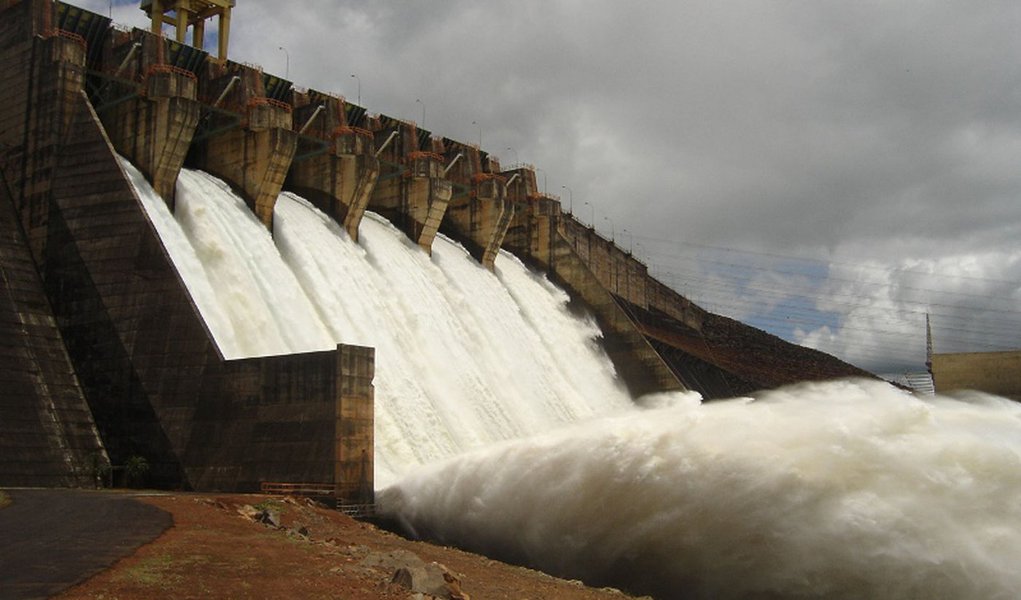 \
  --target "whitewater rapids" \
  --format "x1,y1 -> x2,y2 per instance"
123,158 -> 1021,598
380,378 -> 1021,599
